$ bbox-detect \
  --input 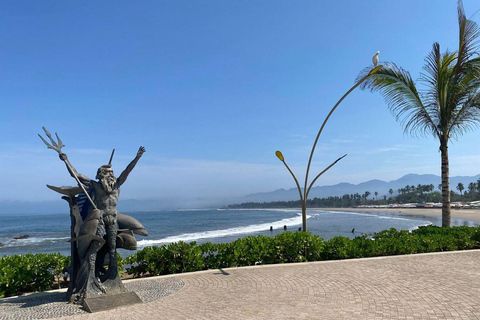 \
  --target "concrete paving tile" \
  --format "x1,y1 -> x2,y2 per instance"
2,250 -> 480,319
